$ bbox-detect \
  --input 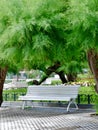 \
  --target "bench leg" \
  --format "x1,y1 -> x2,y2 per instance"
73,100 -> 79,110
22,101 -> 27,110
29,101 -> 34,108
22,101 -> 34,109
67,100 -> 72,112
67,99 -> 79,112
